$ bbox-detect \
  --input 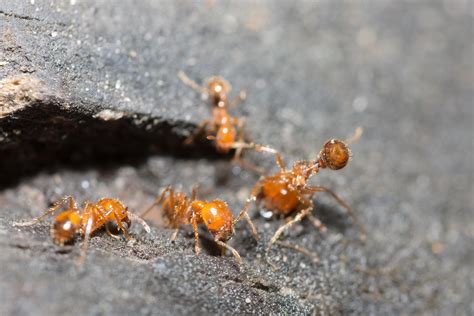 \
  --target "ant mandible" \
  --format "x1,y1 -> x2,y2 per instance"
178,71 -> 266,168
141,186 -> 259,263
13,196 -> 150,265
240,128 -> 366,253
